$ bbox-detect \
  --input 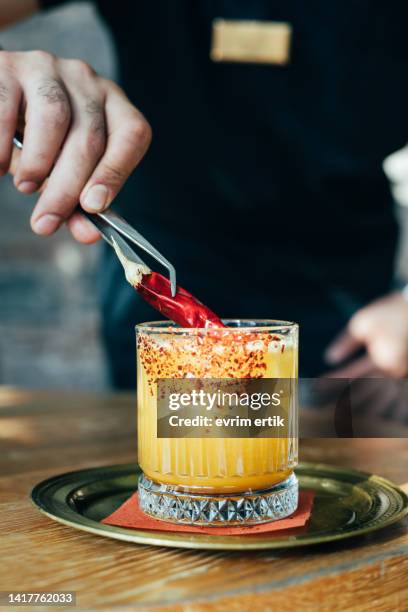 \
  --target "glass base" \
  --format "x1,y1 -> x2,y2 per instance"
138,473 -> 298,526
